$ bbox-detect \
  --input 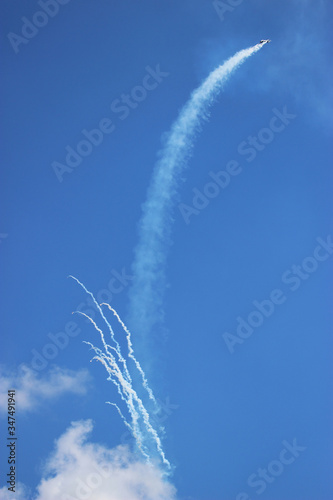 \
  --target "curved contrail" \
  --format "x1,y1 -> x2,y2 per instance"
128,43 -> 264,341
69,44 -> 265,474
